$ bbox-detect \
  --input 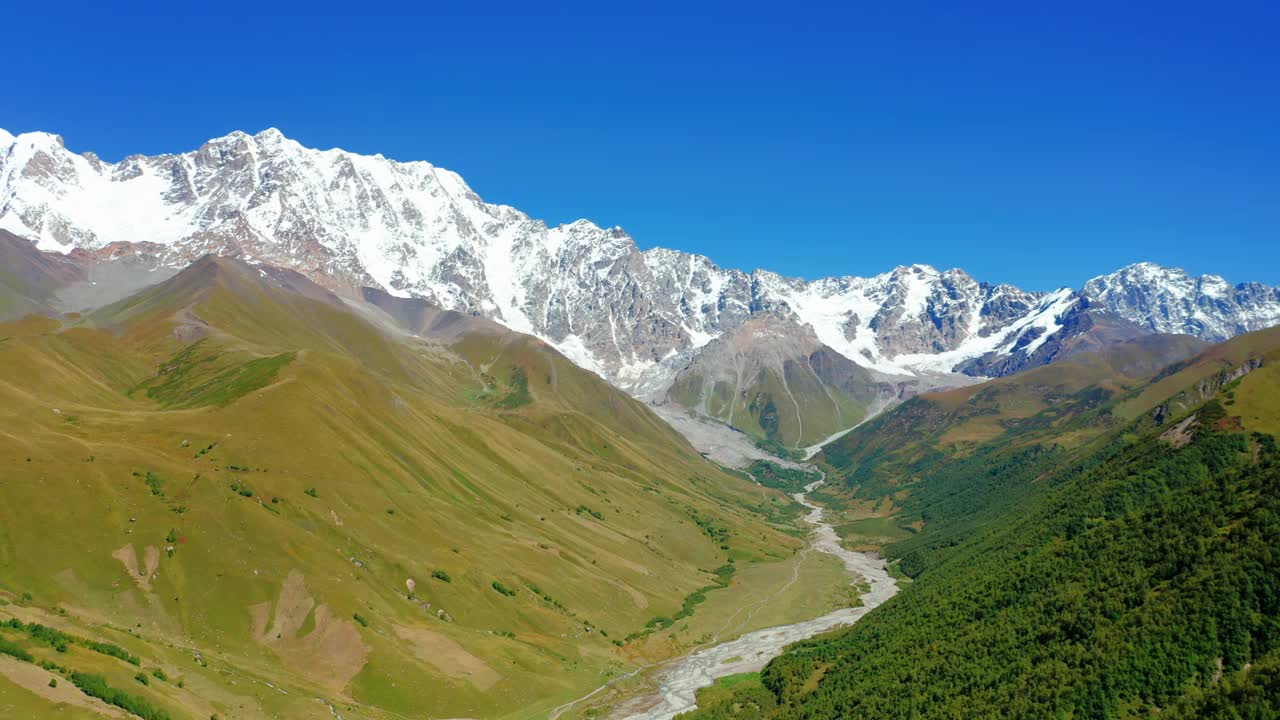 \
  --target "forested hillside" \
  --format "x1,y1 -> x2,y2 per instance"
682,330 -> 1280,719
